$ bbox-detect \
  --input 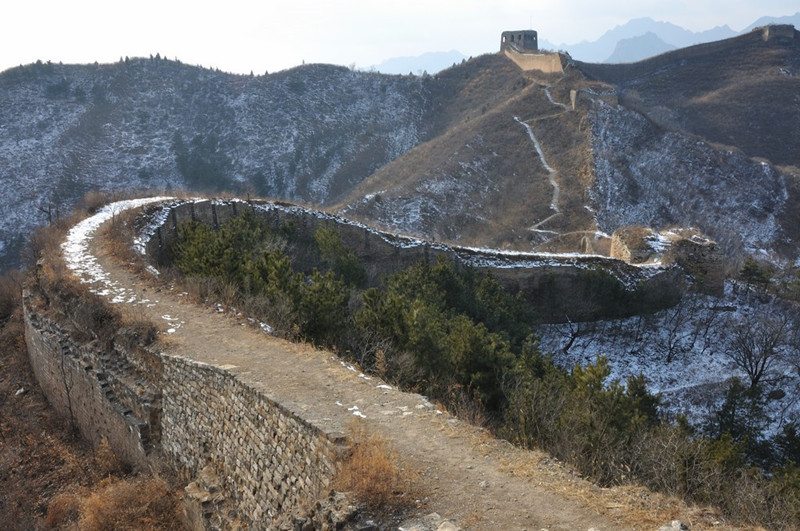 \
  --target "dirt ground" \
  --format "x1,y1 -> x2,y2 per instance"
56,211 -> 744,530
